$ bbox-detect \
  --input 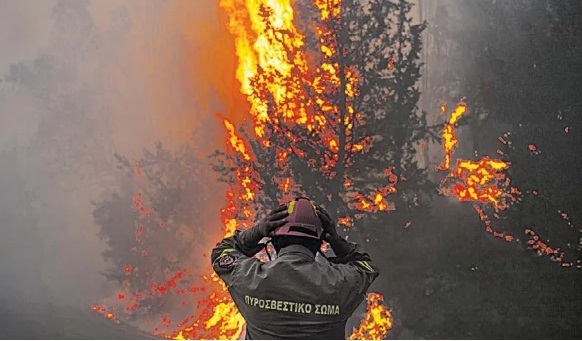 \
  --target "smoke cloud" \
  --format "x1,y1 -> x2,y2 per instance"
0,0 -> 233,335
